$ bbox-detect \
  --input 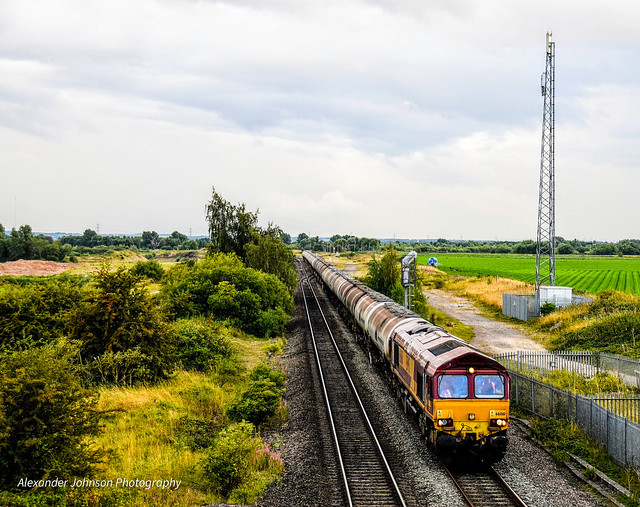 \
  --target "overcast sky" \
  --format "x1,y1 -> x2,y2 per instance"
1,1 -> 639,241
